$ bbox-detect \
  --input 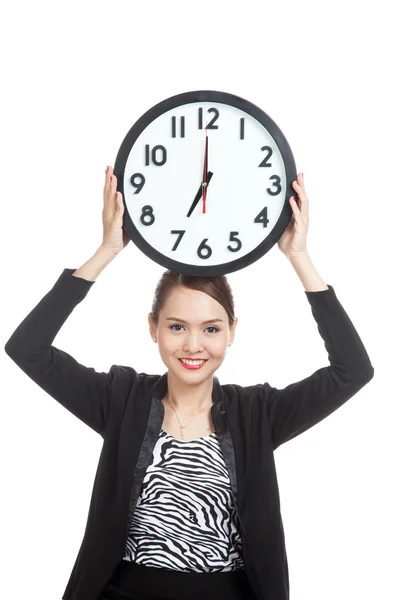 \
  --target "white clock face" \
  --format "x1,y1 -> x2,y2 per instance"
121,101 -> 289,270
